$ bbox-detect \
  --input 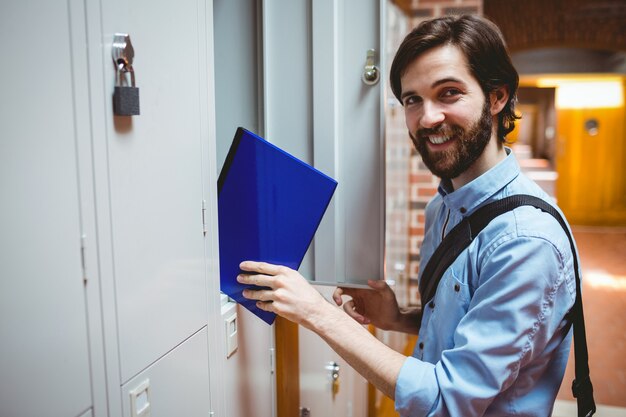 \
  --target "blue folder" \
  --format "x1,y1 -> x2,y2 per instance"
217,127 -> 338,324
